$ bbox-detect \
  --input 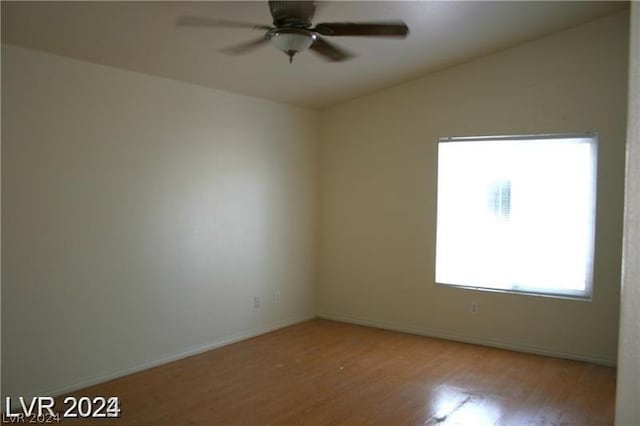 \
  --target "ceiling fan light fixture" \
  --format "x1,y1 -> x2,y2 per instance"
268,28 -> 316,63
